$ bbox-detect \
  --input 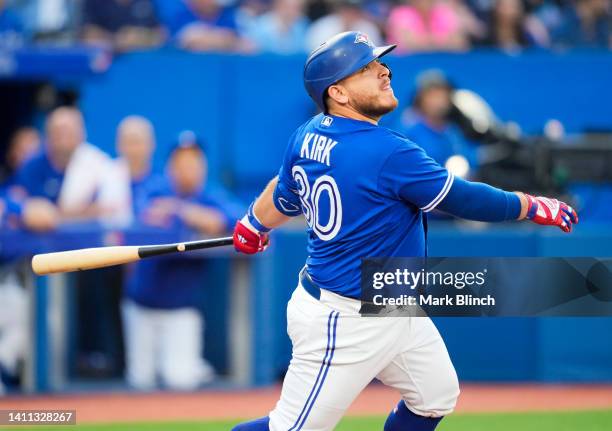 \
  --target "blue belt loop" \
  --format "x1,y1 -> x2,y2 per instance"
300,267 -> 321,300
